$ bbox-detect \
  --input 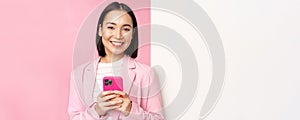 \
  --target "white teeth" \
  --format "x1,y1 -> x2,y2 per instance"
111,41 -> 122,46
